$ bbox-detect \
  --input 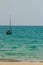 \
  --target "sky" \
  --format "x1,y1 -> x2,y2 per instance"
0,0 -> 43,25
